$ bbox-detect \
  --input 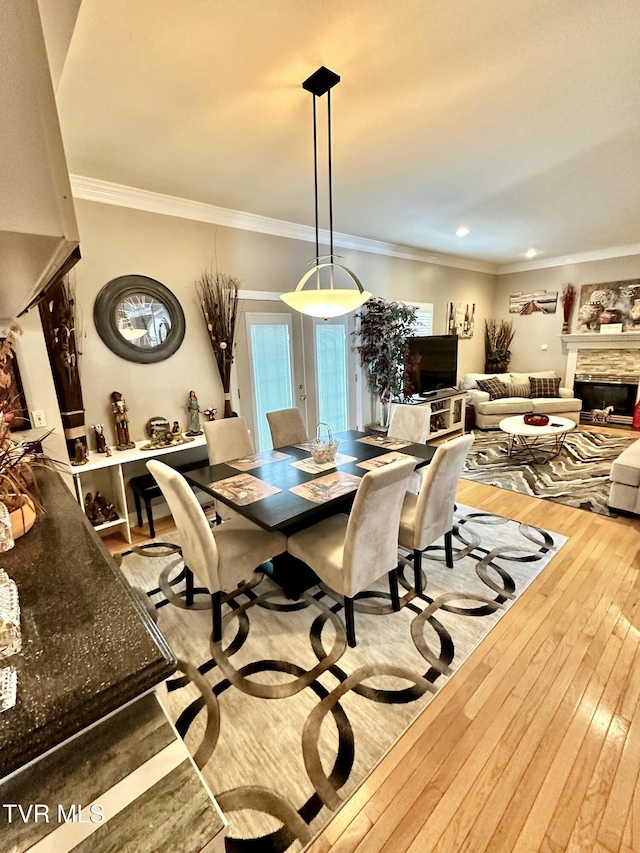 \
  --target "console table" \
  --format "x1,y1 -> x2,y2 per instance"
68,435 -> 208,543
